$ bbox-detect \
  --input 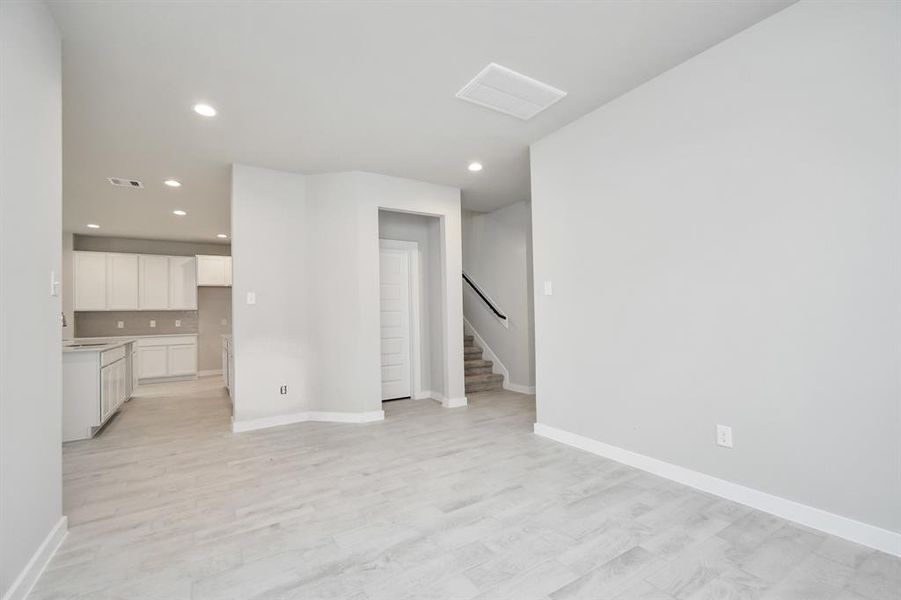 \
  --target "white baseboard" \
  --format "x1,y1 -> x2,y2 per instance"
2,516 -> 68,600
504,382 -> 536,394
412,390 -> 433,400
197,369 -> 223,377
534,423 -> 901,557
233,410 -> 385,433
442,396 -> 468,408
